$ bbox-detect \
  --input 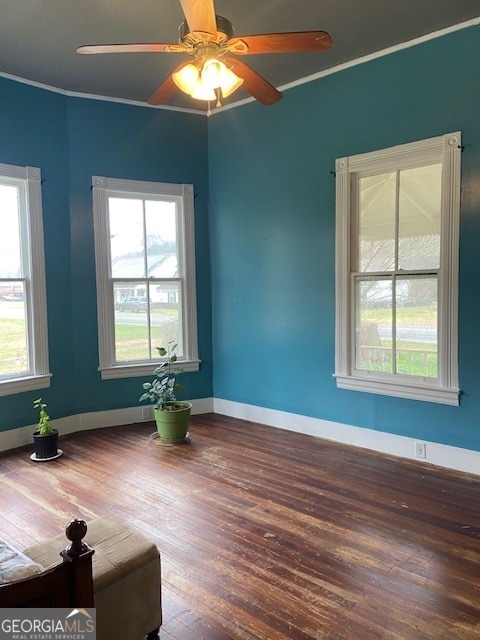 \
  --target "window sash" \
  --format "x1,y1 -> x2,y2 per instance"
112,277 -> 183,363
352,273 -> 439,379
334,133 -> 461,405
